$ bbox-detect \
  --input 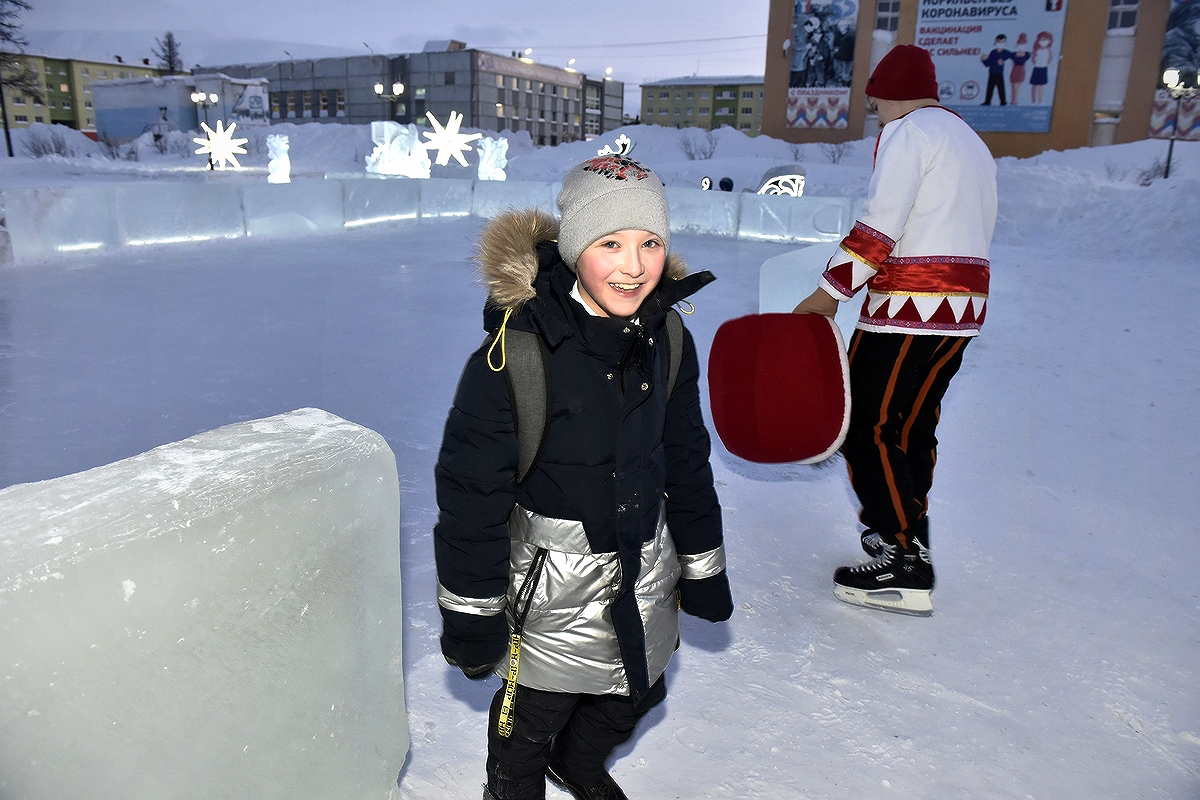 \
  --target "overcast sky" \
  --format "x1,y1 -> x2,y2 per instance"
23,0 -> 773,91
